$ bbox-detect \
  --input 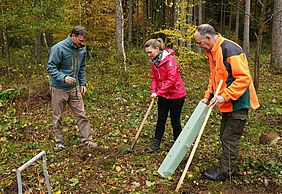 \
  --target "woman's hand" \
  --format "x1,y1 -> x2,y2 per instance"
151,93 -> 157,98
